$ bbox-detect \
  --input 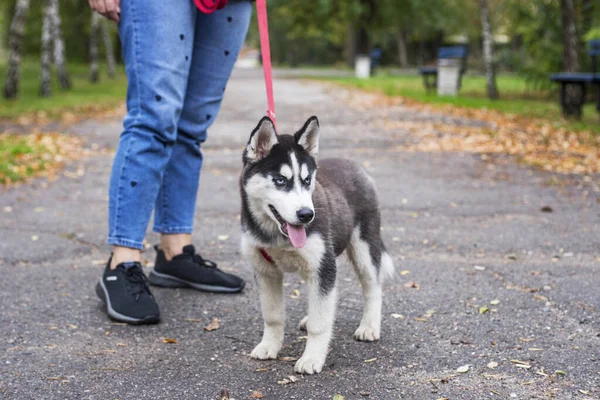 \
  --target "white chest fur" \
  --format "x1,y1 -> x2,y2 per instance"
241,233 -> 326,279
